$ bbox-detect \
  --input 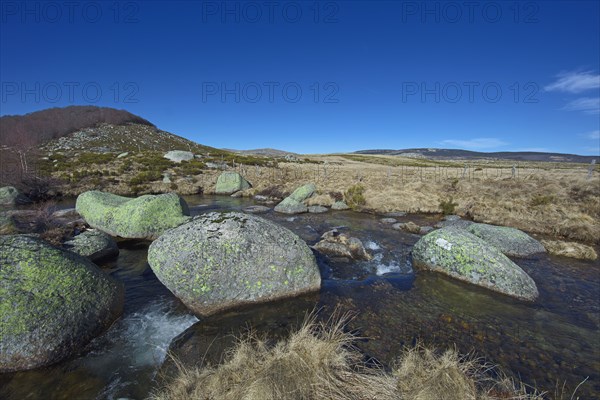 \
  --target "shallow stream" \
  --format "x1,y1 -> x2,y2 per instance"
1,195 -> 598,399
